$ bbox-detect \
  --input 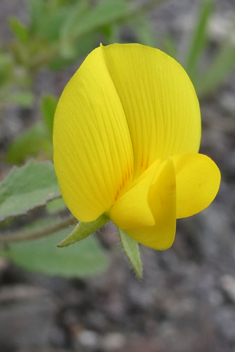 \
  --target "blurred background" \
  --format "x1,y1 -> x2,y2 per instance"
0,0 -> 235,351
